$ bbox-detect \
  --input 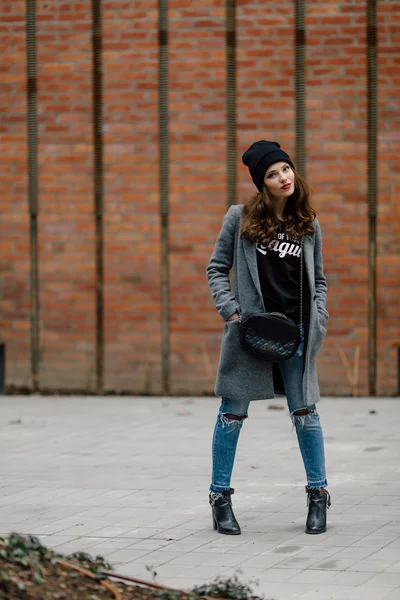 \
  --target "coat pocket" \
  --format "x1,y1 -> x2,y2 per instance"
218,319 -> 242,377
215,317 -> 274,402
312,321 -> 327,357
317,308 -> 329,328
